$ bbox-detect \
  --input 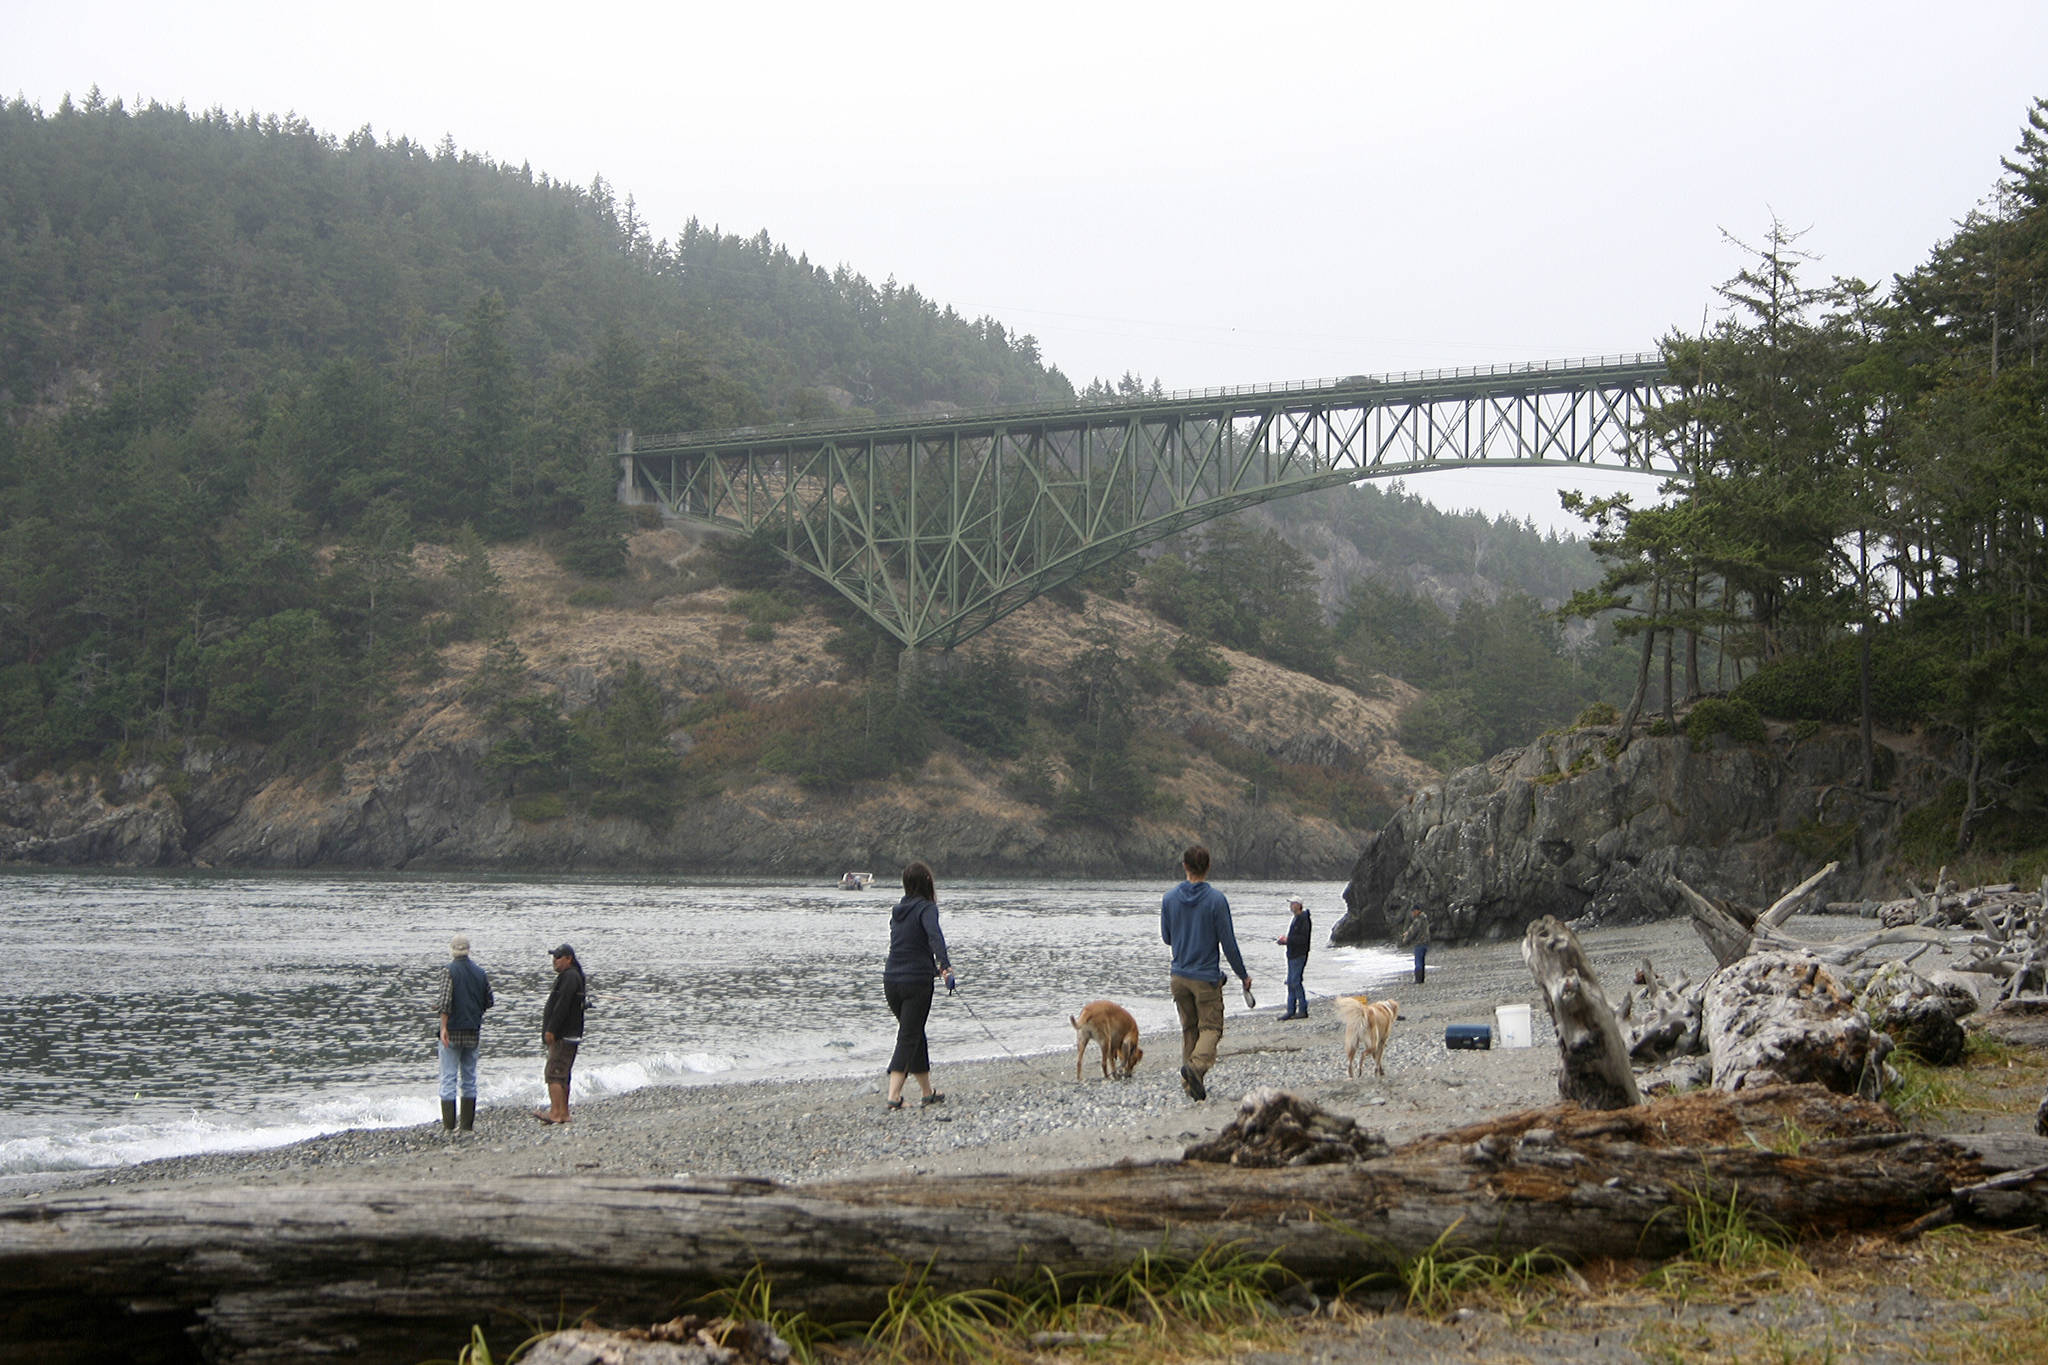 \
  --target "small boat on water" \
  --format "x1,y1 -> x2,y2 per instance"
837,871 -> 875,891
